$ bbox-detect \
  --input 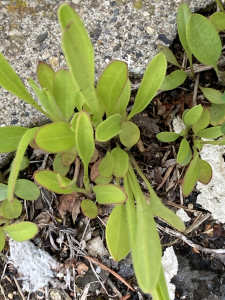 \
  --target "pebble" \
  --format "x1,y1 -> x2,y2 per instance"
50,290 -> 62,300
8,28 -> 22,36
42,52 -> 50,59
143,11 -> 150,17
72,0 -> 81,3
145,26 -> 154,35
49,57 -> 59,68
8,294 -> 14,300
37,32 -> 48,43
